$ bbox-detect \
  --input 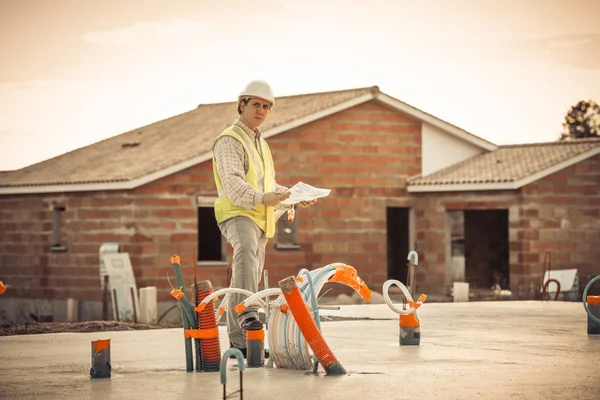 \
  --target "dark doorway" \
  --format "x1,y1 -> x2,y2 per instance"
464,209 -> 510,289
386,207 -> 410,282
197,207 -> 224,262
